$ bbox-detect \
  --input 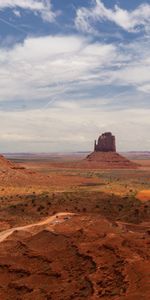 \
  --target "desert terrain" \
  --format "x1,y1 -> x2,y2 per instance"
0,152 -> 149,300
